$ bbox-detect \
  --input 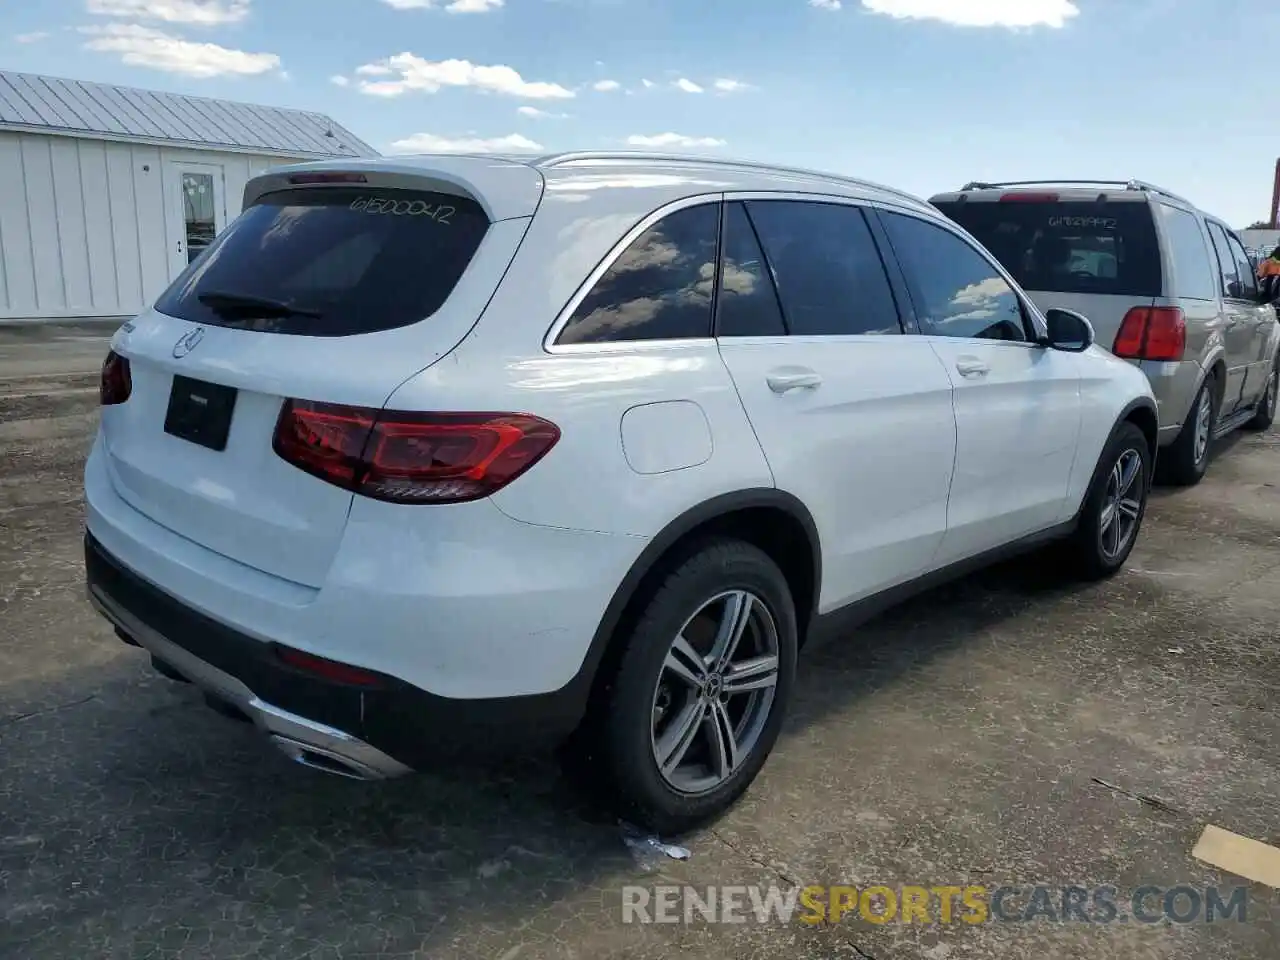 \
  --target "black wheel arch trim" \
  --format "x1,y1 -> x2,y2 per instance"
1117,396 -> 1159,448
560,488 -> 822,710
1104,397 -> 1160,500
